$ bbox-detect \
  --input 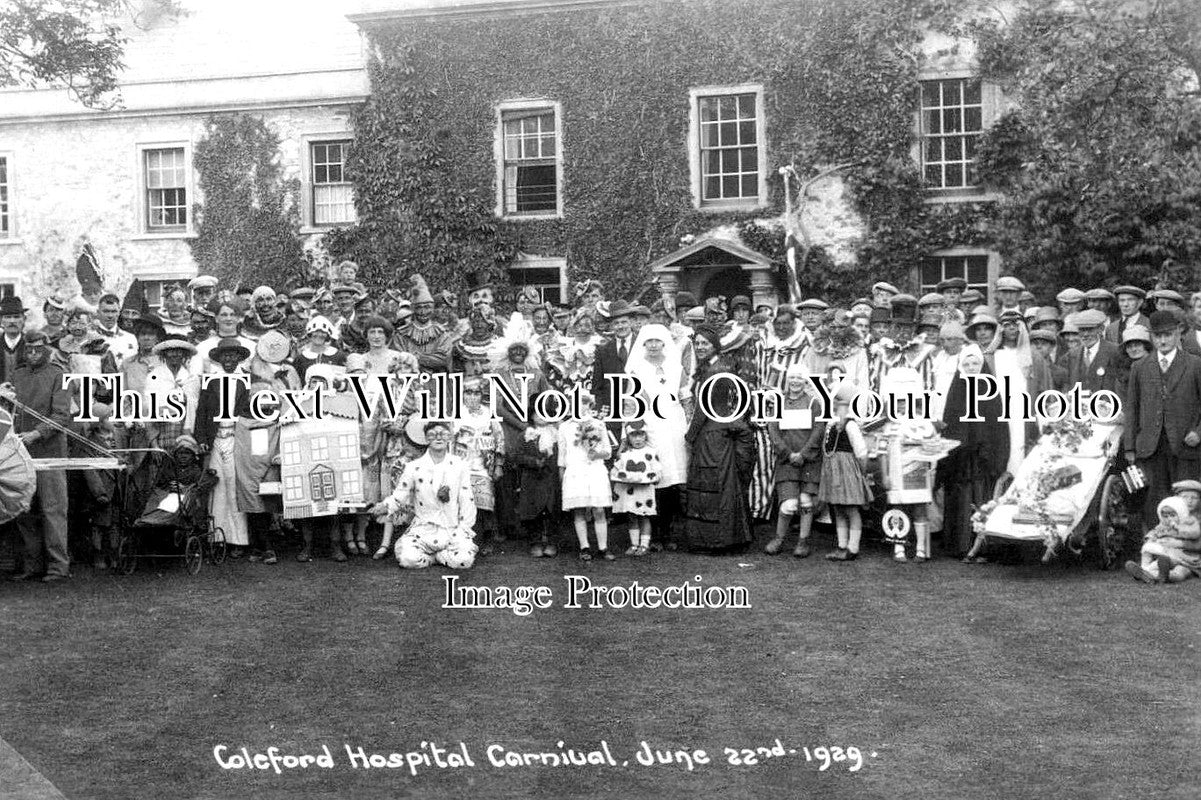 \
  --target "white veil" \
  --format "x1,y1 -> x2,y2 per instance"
626,323 -> 685,401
